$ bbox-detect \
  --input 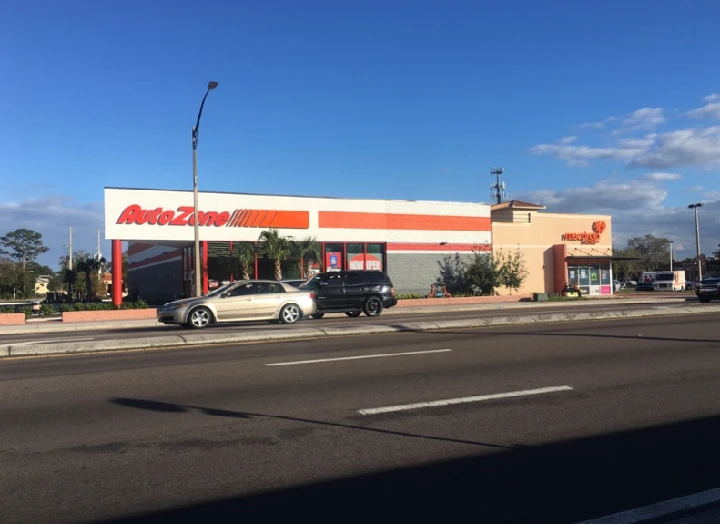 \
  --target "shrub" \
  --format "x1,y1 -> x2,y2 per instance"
0,305 -> 15,314
60,304 -> 75,313
18,306 -> 34,319
40,304 -> 55,316
397,293 -> 424,300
